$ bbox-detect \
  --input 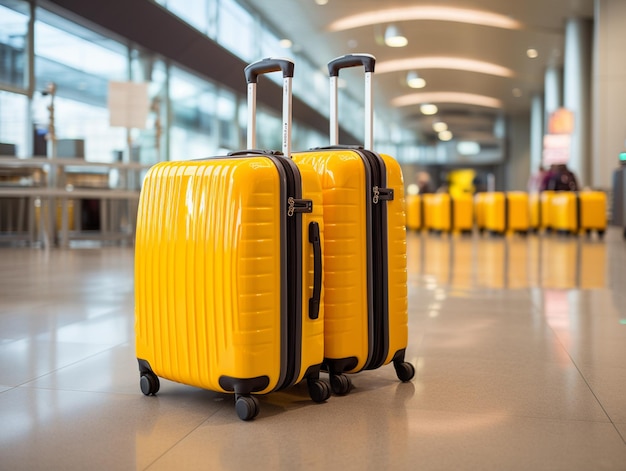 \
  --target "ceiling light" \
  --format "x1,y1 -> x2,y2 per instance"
377,56 -> 514,78
438,130 -> 453,141
384,25 -> 408,47
279,39 -> 293,48
392,92 -> 503,109
526,48 -> 539,59
420,103 -> 438,115
433,121 -> 448,132
407,71 -> 426,89
315,0 -> 329,5
328,6 -> 523,32
512,88 -> 522,98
